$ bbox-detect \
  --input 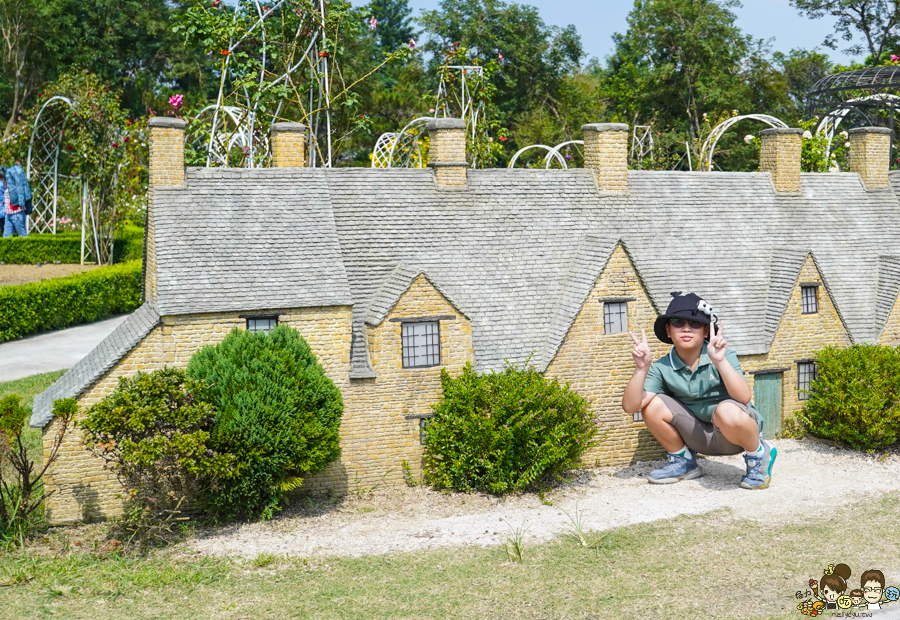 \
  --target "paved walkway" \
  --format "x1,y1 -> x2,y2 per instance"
0,314 -> 129,381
